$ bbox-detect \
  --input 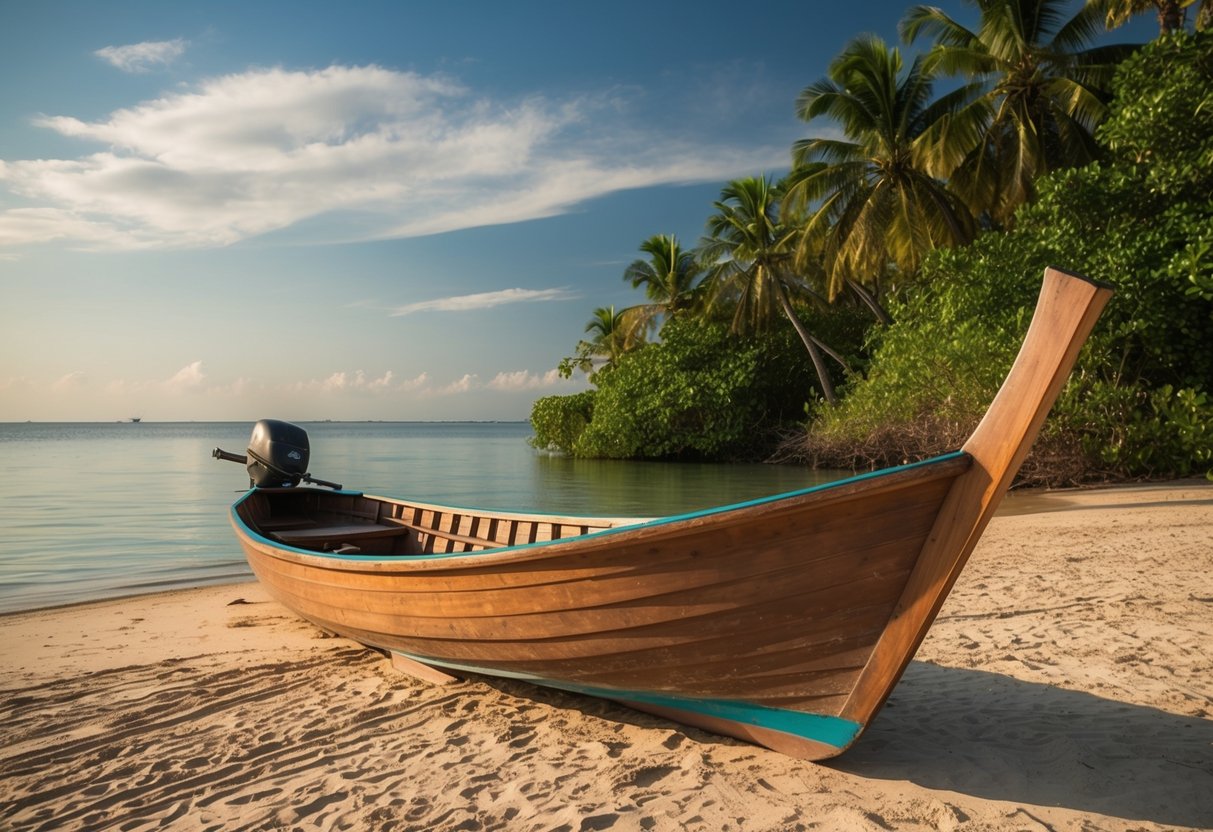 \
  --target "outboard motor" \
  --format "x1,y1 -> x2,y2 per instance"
213,419 -> 342,490
246,419 -> 309,487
